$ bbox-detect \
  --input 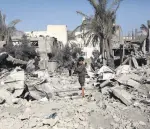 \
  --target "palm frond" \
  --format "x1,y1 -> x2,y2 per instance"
108,0 -> 122,13
74,0 -> 122,51
91,35 -> 99,47
85,34 -> 93,46
8,19 -> 21,28
76,11 -> 90,19
88,0 -> 99,12
71,21 -> 90,35
141,24 -> 148,30
71,25 -> 82,35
